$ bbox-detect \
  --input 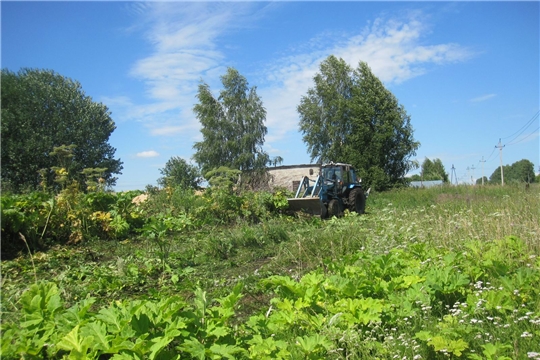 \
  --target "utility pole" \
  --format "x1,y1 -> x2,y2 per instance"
479,156 -> 486,185
496,138 -> 505,185
471,165 -> 476,185
467,166 -> 470,185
